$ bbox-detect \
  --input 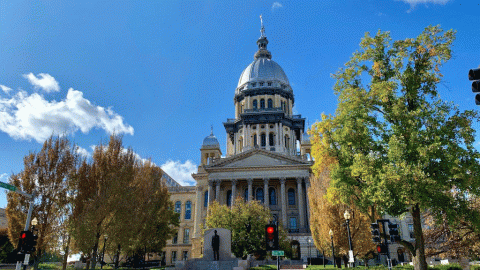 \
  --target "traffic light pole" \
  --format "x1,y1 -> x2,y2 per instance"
15,193 -> 35,270
378,219 -> 392,270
